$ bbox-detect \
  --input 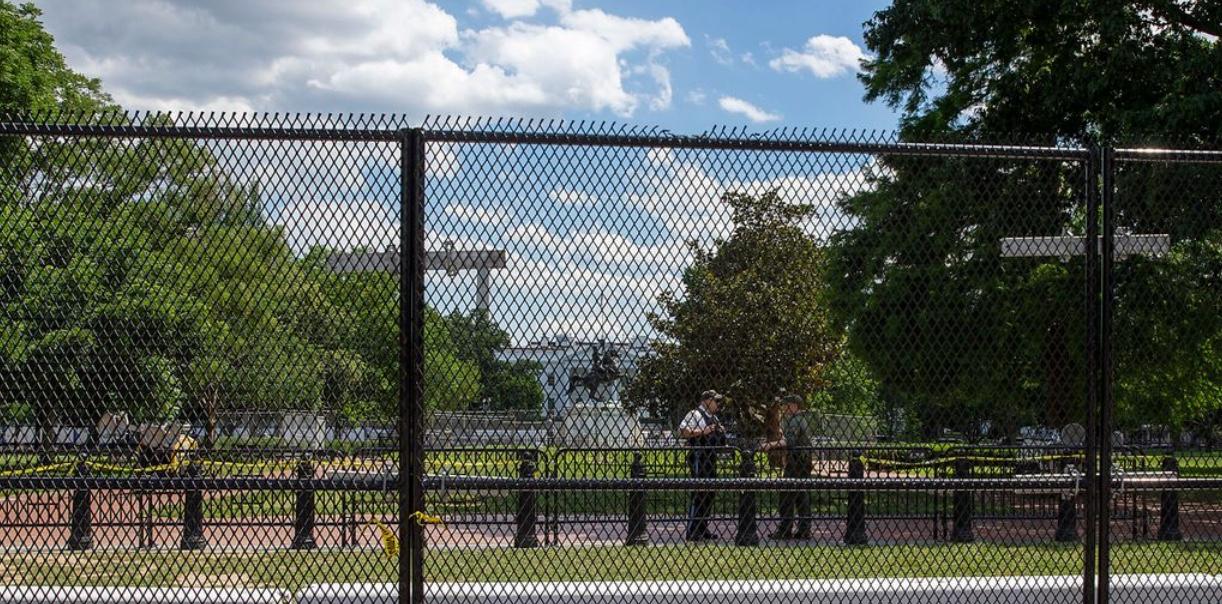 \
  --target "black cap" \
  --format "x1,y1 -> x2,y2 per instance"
780,394 -> 803,405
